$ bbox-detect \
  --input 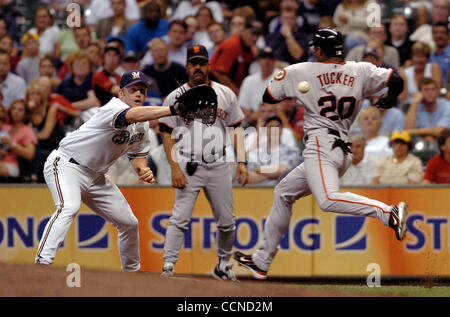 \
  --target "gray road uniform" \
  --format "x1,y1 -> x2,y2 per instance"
253,61 -> 397,271
159,81 -> 244,267
35,97 -> 151,271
